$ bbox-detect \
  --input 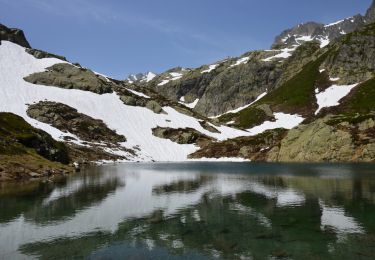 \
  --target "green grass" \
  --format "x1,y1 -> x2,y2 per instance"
218,50 -> 331,129
343,78 -> 375,114
260,53 -> 327,112
326,113 -> 375,126
0,112 -> 70,163
219,106 -> 272,129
